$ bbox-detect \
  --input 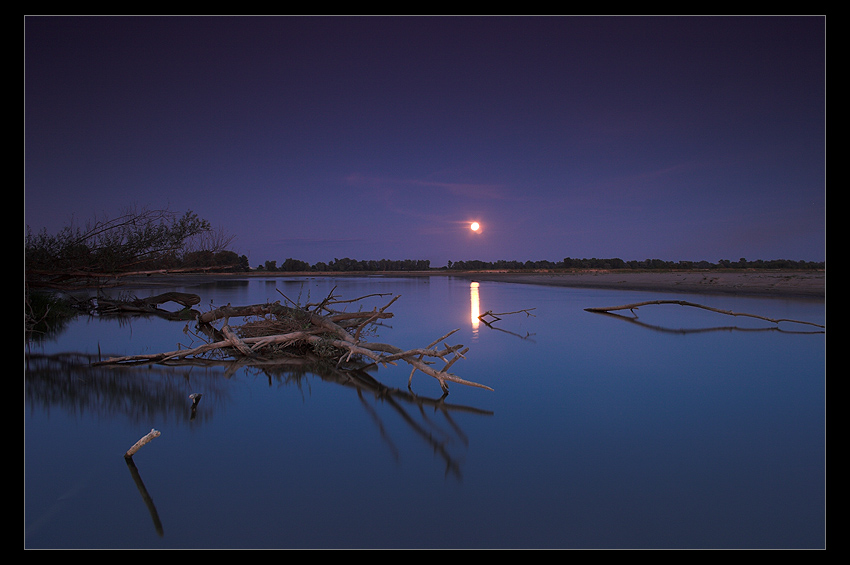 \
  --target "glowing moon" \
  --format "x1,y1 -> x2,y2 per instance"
470,222 -> 480,232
